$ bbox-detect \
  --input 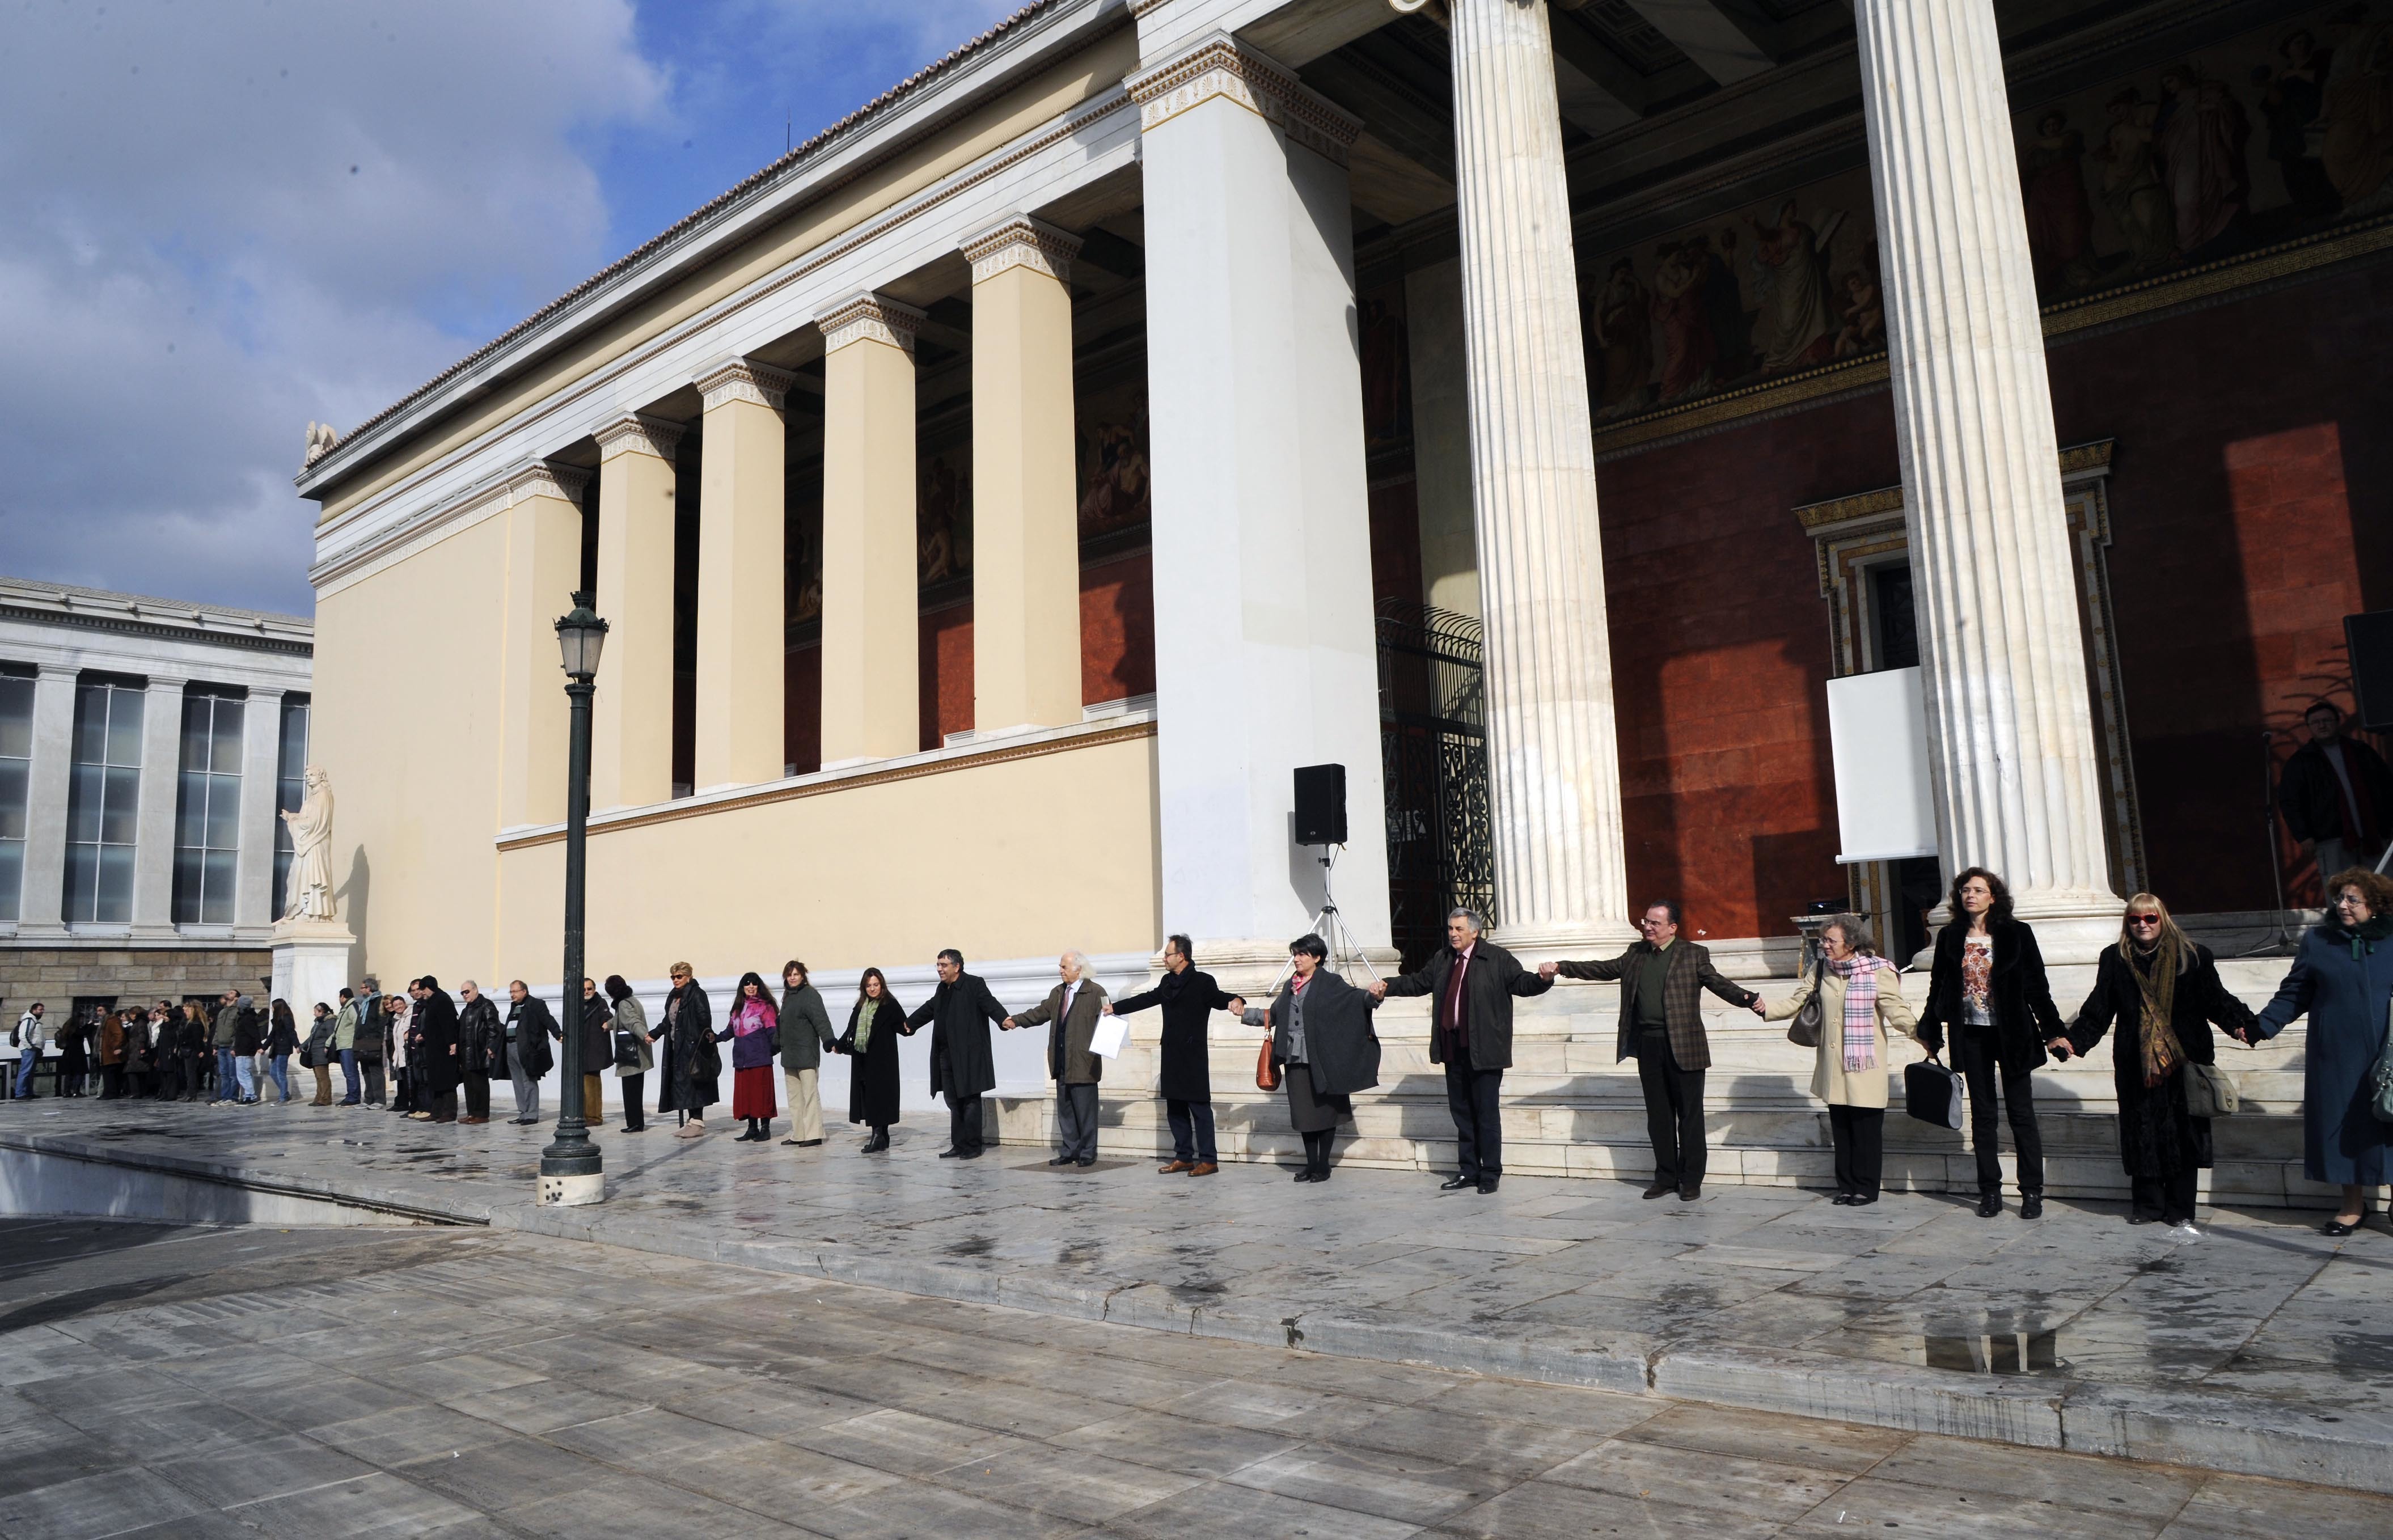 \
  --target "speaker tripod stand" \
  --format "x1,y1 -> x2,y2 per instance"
1257,845 -> 1382,1000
